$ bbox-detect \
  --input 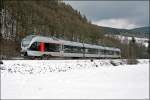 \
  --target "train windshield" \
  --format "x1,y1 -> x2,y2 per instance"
24,35 -> 36,40
22,35 -> 36,47
22,40 -> 30,47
